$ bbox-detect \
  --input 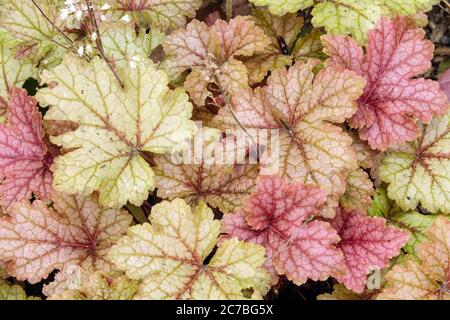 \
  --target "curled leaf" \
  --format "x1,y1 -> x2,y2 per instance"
163,16 -> 270,106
